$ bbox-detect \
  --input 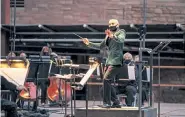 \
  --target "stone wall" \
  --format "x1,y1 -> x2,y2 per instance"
10,0 -> 185,25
